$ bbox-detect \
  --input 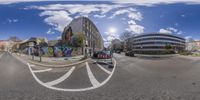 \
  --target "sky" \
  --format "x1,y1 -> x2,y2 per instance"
0,0 -> 200,46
